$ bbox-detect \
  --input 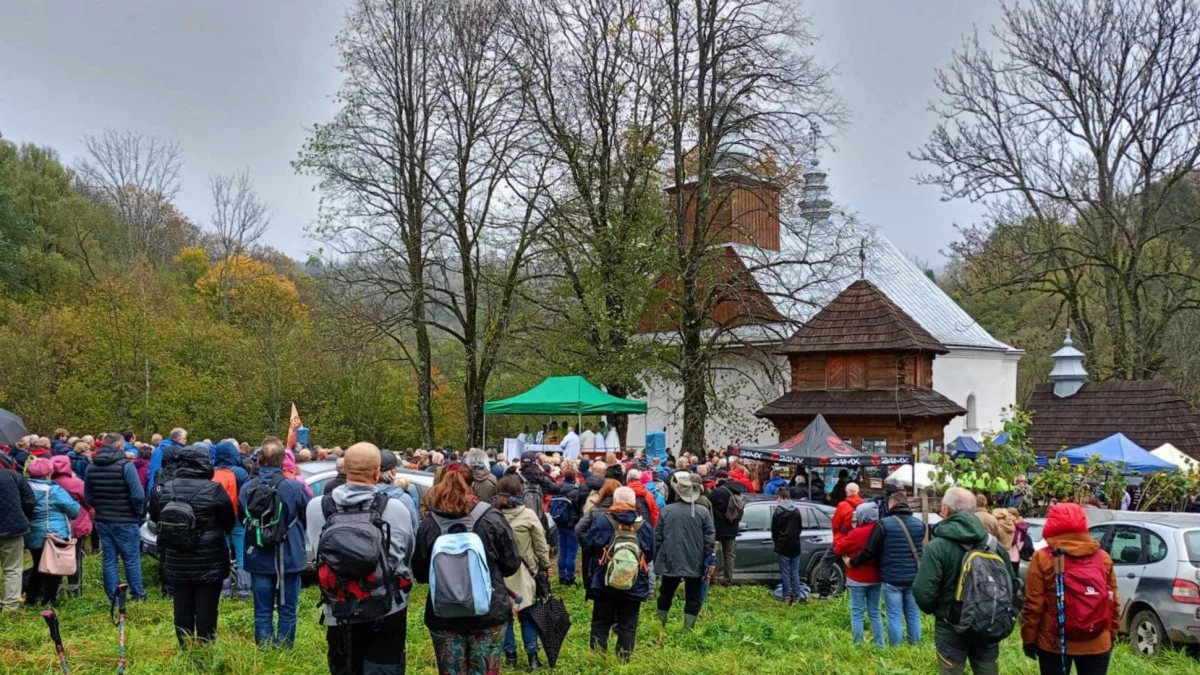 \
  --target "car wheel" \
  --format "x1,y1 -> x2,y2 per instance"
1131,608 -> 1165,657
806,556 -> 846,597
